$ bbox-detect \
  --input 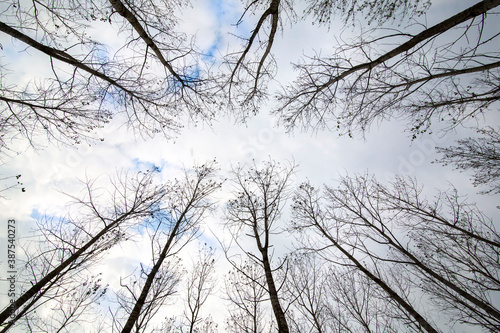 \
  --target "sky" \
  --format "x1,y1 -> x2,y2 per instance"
0,0 -> 498,331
